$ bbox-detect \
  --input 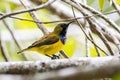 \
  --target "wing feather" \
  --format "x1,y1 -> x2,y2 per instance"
28,34 -> 59,48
